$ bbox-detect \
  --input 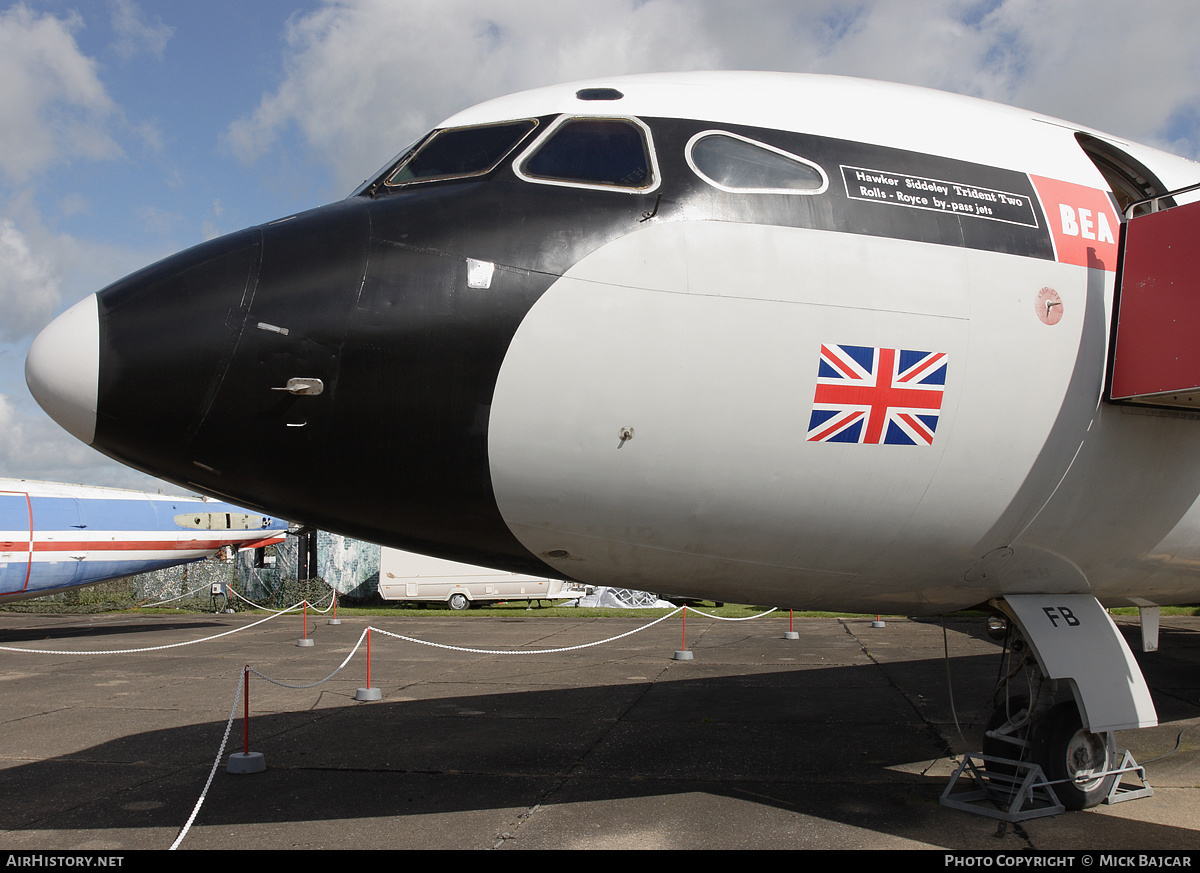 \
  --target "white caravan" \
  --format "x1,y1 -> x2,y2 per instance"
377,547 -> 571,609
